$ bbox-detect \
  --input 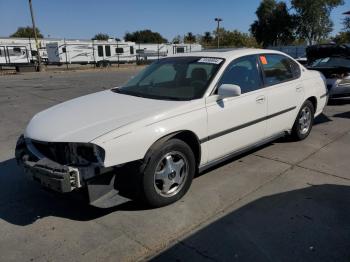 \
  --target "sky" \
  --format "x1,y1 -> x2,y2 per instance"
0,0 -> 349,41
